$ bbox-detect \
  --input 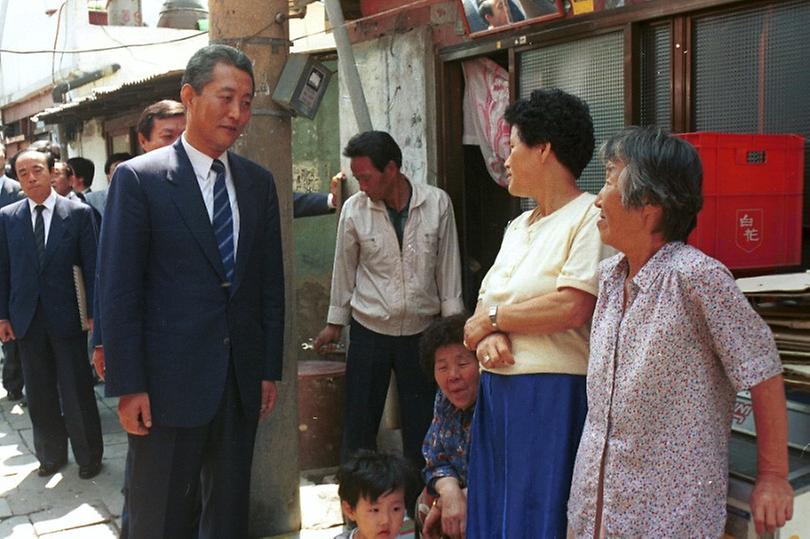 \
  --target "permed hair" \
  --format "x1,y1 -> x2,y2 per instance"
599,126 -> 703,242
418,313 -> 469,378
337,450 -> 414,509
504,88 -> 595,179
343,131 -> 403,173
